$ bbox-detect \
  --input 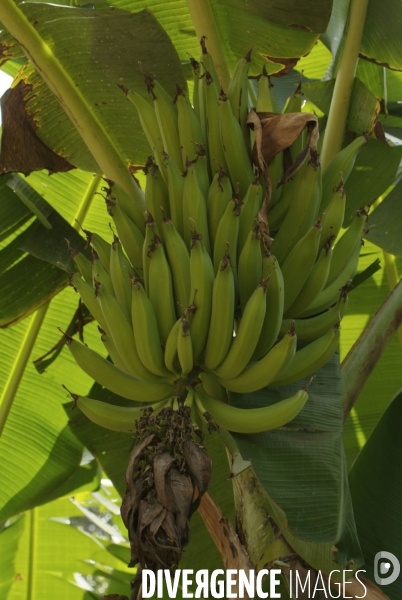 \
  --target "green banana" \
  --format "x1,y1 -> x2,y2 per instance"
92,253 -> 114,295
237,176 -> 264,255
107,180 -> 146,232
66,336 -> 174,401
131,278 -> 172,377
213,192 -> 242,275
162,216 -> 191,318
218,89 -> 255,198
205,69 -> 228,175
175,85 -> 205,167
285,240 -> 333,318
213,280 -> 267,380
188,231 -> 215,363
192,144 -> 210,200
107,200 -> 144,279
267,159 -> 308,233
70,247 -> 92,284
144,156 -> 170,239
326,206 -> 368,286
97,284 -> 158,382
207,169 -> 232,250
195,382 -> 308,434
70,273 -> 110,337
110,236 -> 134,317
142,212 -> 157,293
218,327 -> 297,393
200,372 -> 228,403
190,56 -> 201,119
256,67 -> 278,113
320,135 -> 367,212
125,89 -> 167,184
270,150 -> 321,264
163,151 -> 185,238
147,75 -> 182,170
238,226 -> 263,312
280,289 -> 349,342
84,231 -> 111,272
147,235 -> 176,346
183,163 -> 211,254
98,326 -> 128,373
270,324 -> 341,387
227,50 -> 252,149
281,220 -> 322,313
199,36 -> 220,95
319,179 -> 346,249
253,254 -> 284,359
74,394 -> 171,432
177,313 -> 194,375
164,317 -> 181,376
204,250 -> 235,371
